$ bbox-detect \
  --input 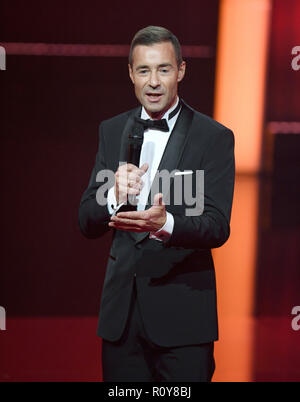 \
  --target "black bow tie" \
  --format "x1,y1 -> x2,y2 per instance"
134,116 -> 169,132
